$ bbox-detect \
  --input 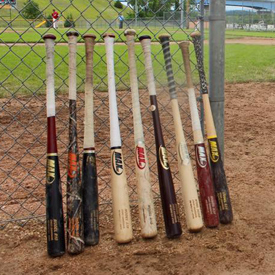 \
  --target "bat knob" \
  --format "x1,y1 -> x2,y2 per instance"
103,33 -> 115,39
124,29 -> 136,36
158,34 -> 170,42
190,31 -> 201,38
43,34 -> 56,40
138,35 -> 151,41
83,33 -> 97,39
66,31 -> 79,37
